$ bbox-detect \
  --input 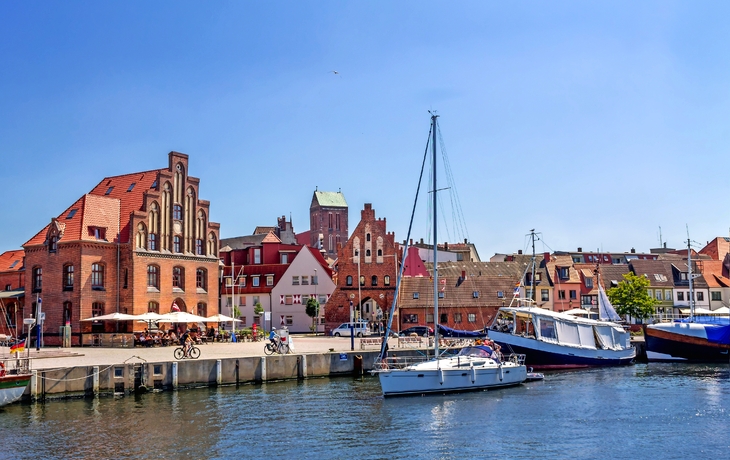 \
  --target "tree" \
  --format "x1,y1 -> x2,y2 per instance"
253,303 -> 263,316
606,272 -> 658,321
305,297 -> 320,332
